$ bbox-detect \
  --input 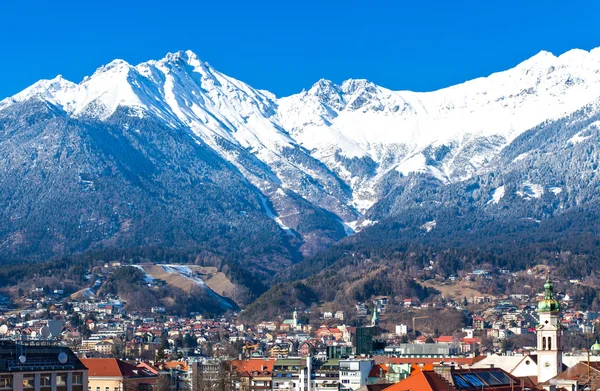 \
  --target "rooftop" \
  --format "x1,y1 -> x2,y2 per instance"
0,340 -> 85,372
